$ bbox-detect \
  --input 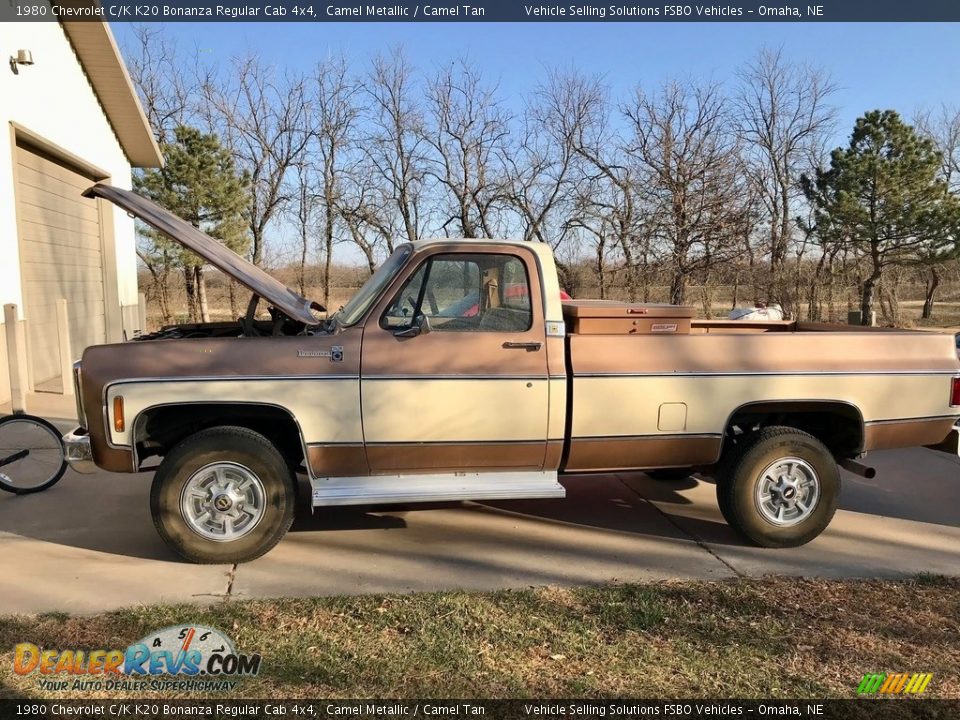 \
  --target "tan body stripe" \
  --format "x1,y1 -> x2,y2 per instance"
569,374 -> 958,440
360,378 -> 553,444
107,378 -> 363,447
